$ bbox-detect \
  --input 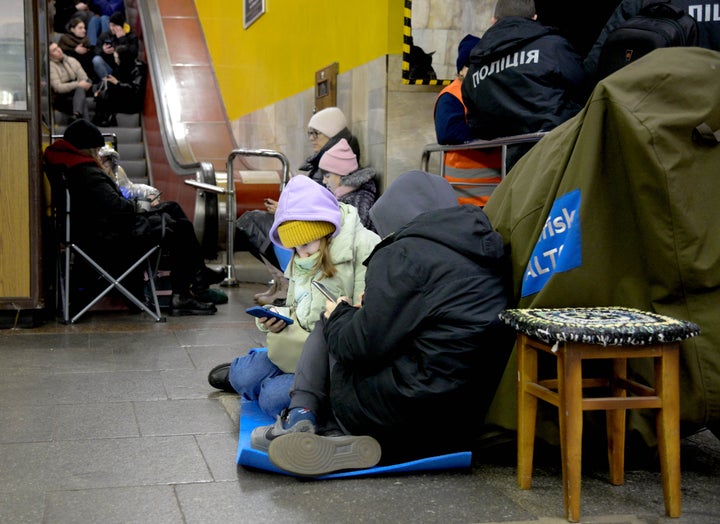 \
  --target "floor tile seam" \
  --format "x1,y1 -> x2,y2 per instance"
0,321 -> 255,334
0,433 -> 220,447
22,429 -> 239,443
0,370 -> 193,380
